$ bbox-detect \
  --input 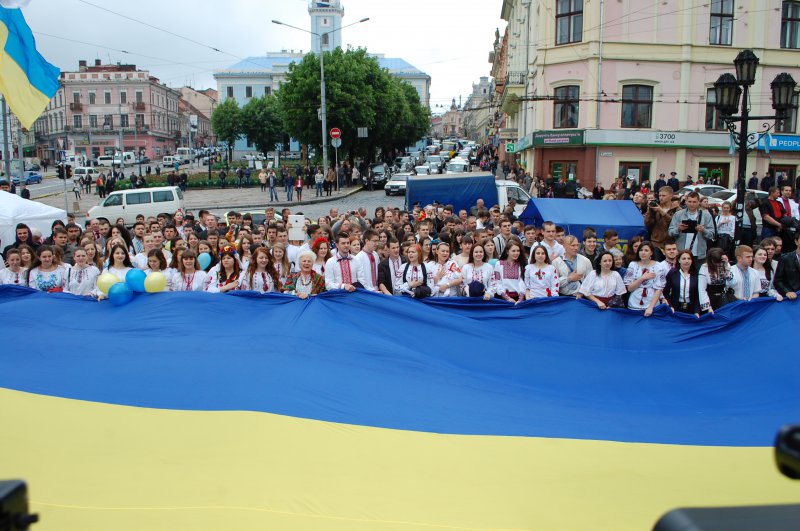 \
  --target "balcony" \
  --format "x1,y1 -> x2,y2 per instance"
69,102 -> 83,111
500,71 -> 526,114
134,101 -> 146,111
